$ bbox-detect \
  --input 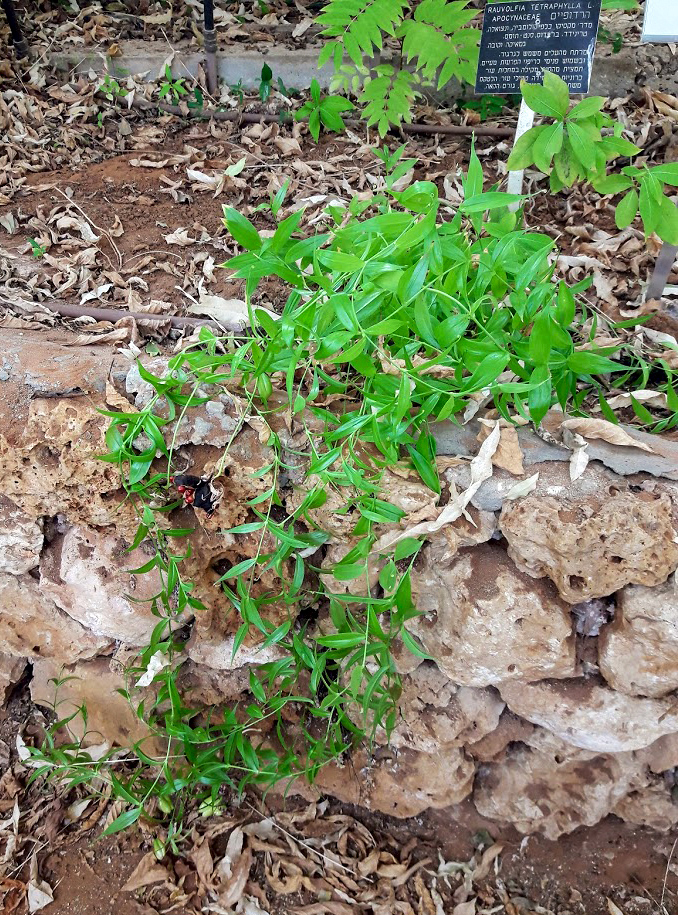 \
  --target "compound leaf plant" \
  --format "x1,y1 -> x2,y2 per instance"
28,147 -> 677,841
